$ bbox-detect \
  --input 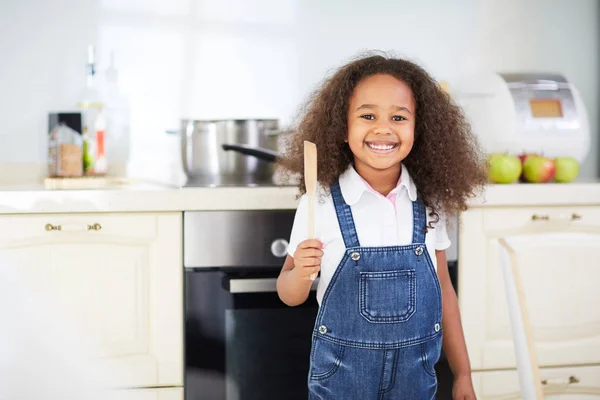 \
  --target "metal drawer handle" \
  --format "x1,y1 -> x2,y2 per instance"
531,214 -> 582,222
45,223 -> 102,232
45,223 -> 62,231
541,375 -> 580,385
531,214 -> 549,221
87,223 -> 102,231
228,277 -> 319,294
